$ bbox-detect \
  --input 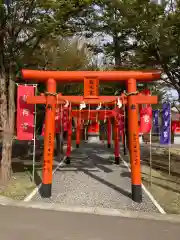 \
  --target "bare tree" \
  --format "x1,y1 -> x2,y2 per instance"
0,0 -> 91,183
